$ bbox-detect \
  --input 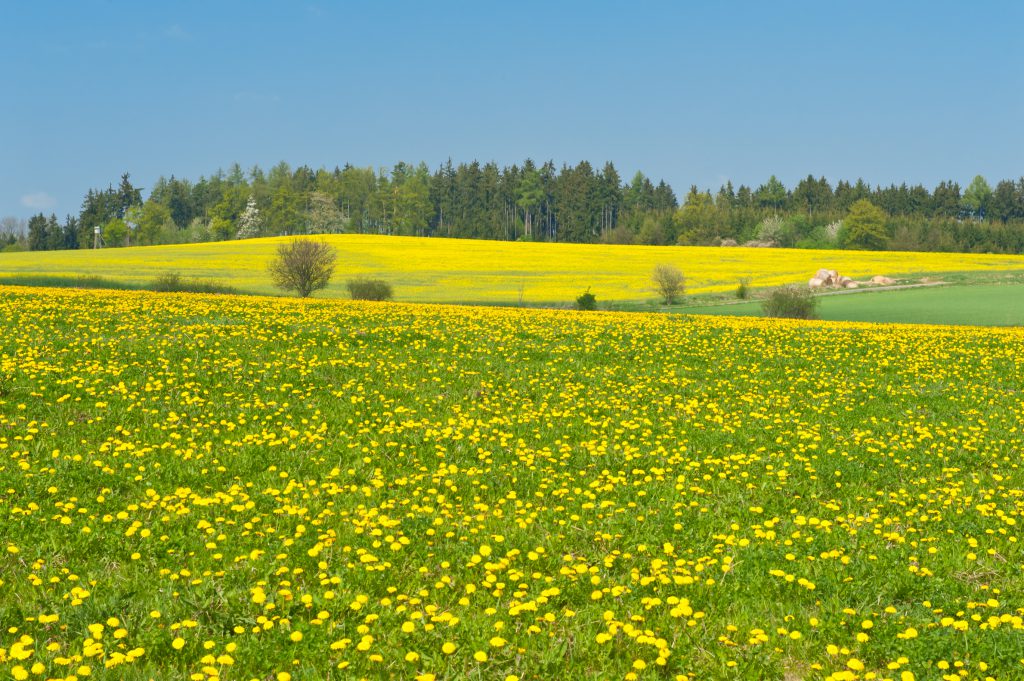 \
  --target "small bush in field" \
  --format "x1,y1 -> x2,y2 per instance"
150,272 -> 238,295
762,285 -> 818,319
575,288 -> 597,311
652,264 -> 685,305
347,278 -> 394,301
